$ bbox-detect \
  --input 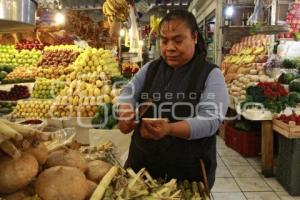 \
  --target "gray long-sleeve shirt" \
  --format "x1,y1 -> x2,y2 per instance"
117,62 -> 229,140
